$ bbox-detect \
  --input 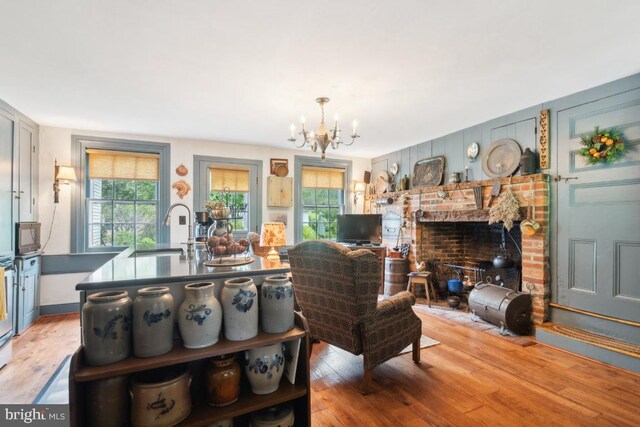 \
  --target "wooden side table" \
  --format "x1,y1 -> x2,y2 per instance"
407,272 -> 437,307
